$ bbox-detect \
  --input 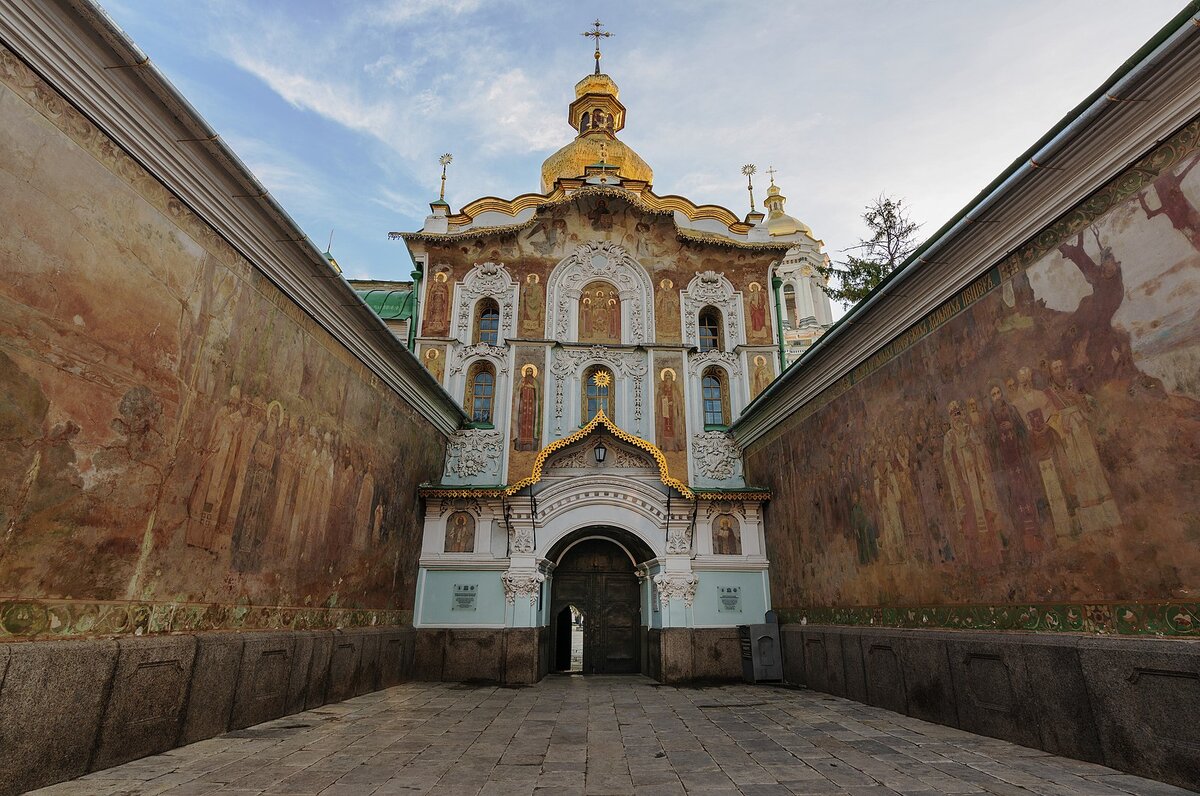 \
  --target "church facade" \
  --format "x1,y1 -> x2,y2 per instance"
396,63 -> 831,678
